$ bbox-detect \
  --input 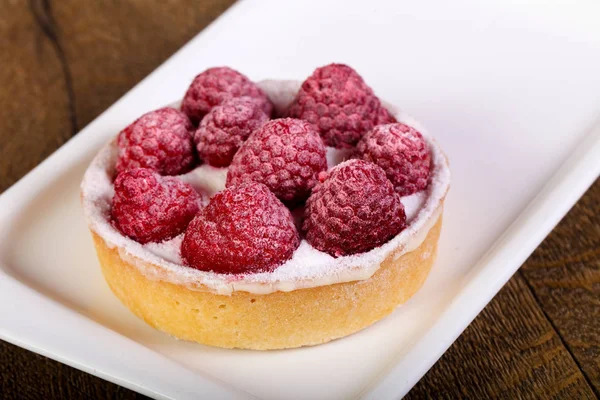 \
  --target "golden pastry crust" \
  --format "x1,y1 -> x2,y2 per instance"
91,212 -> 443,350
